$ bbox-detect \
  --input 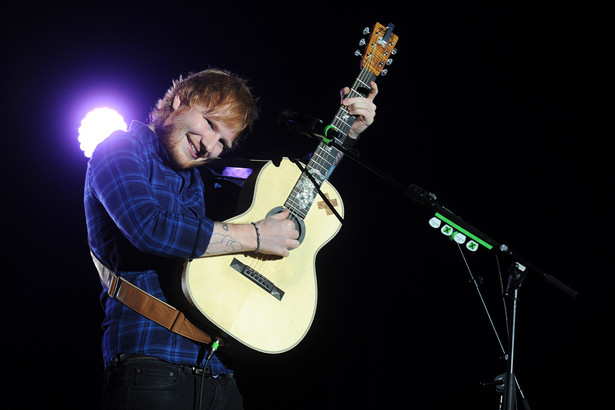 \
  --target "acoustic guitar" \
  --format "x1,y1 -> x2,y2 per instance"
182,22 -> 399,354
